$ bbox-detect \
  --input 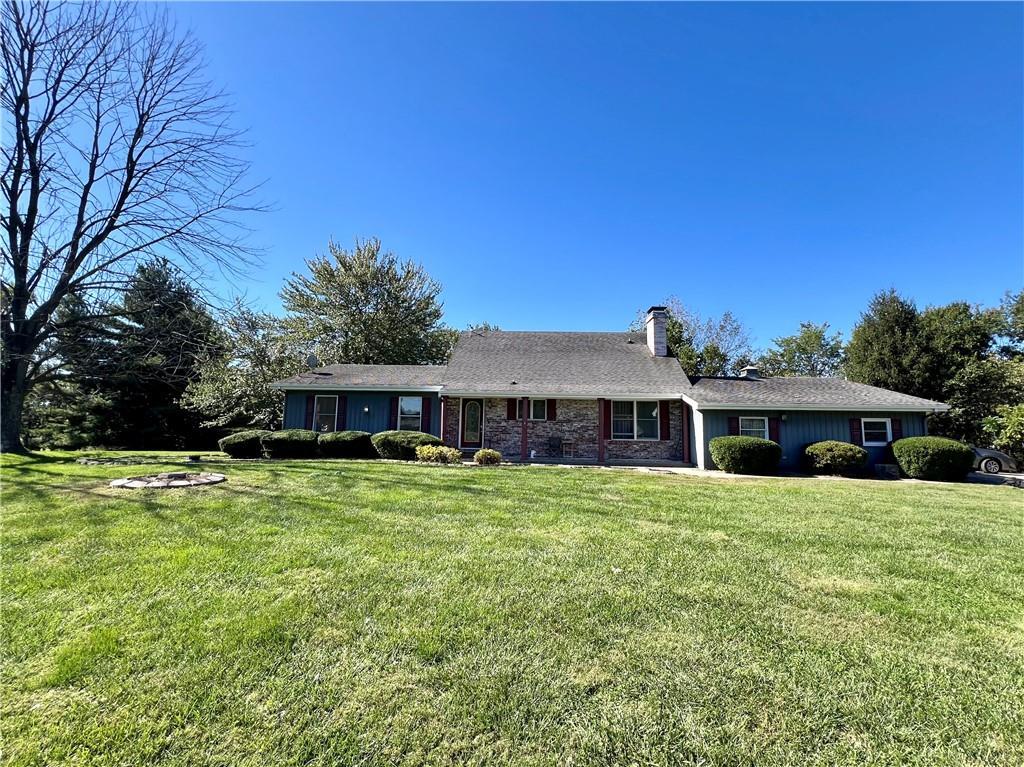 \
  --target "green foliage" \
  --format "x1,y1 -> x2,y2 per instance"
892,436 -> 974,482
845,290 -> 1020,446
844,290 -> 927,397
928,357 -> 1024,444
999,289 -> 1024,358
318,430 -> 375,459
415,445 -> 463,464
803,440 -> 868,476
709,436 -> 782,475
183,305 -> 304,430
260,429 -> 319,459
218,430 -> 272,459
23,260 -> 222,450
983,404 -> 1024,463
473,448 -> 502,465
757,322 -> 845,377
370,430 -> 442,460
281,238 -> 454,366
